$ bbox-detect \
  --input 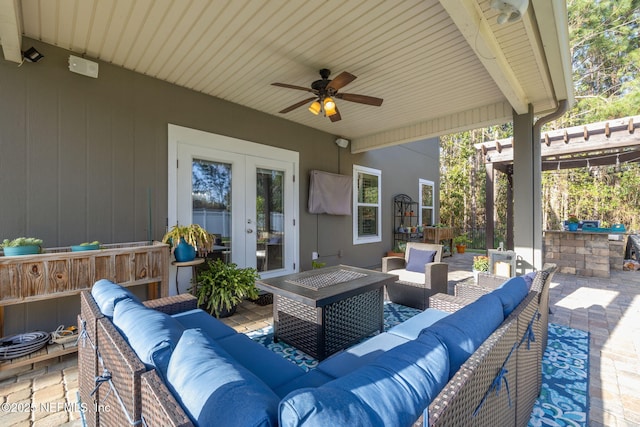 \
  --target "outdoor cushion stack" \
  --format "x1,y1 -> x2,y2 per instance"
79,269 -> 549,427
